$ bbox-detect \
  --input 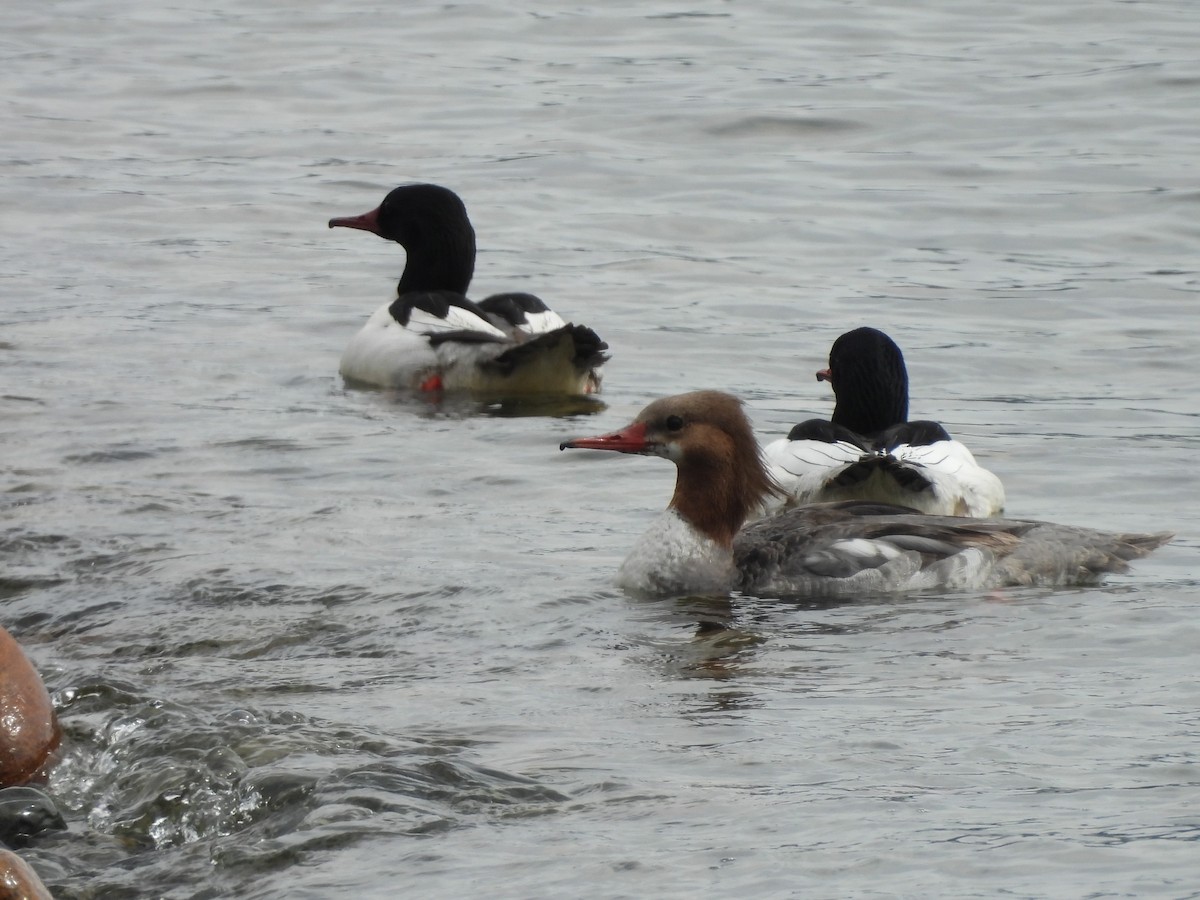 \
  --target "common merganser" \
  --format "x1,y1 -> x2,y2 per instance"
762,327 -> 1005,517
328,184 -> 608,394
561,390 -> 1171,599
